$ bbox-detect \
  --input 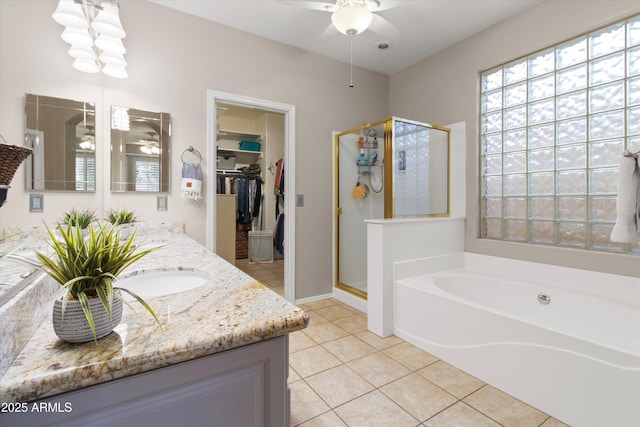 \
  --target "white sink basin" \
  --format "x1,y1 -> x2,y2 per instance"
116,270 -> 210,299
